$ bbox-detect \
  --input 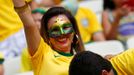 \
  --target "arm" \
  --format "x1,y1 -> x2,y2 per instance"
102,11 -> 121,40
92,32 -> 105,41
102,6 -> 131,40
13,0 -> 41,56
